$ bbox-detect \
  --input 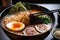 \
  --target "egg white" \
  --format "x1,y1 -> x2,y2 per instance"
6,22 -> 13,29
